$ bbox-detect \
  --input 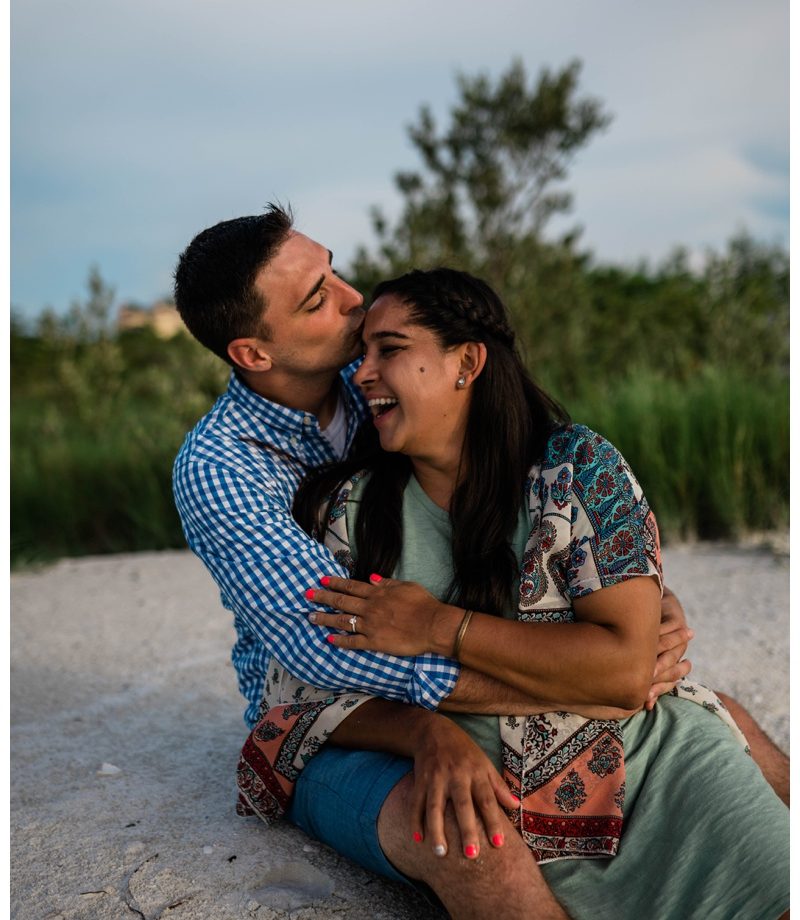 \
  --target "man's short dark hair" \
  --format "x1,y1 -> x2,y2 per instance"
173,203 -> 294,363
